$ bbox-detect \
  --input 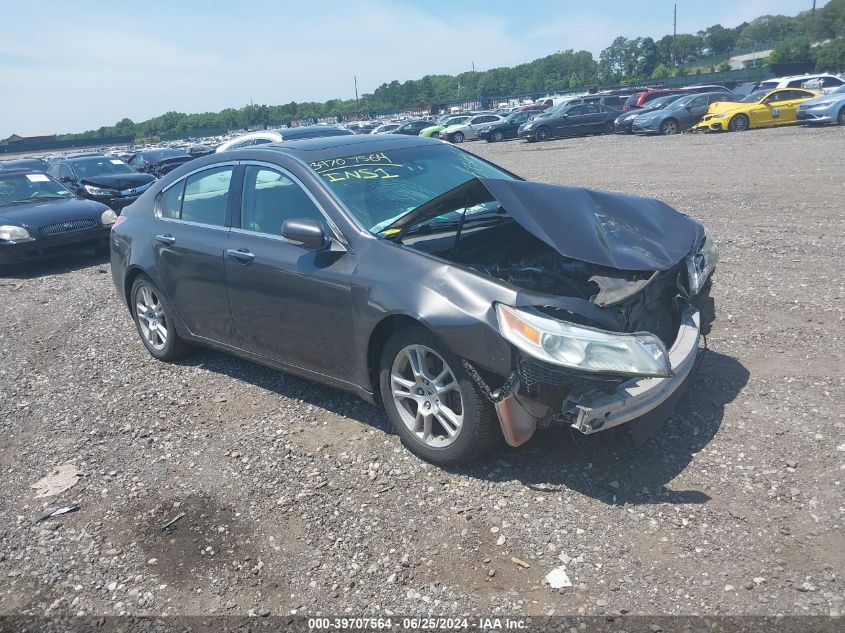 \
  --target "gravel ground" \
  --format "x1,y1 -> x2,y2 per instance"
1,125 -> 843,620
